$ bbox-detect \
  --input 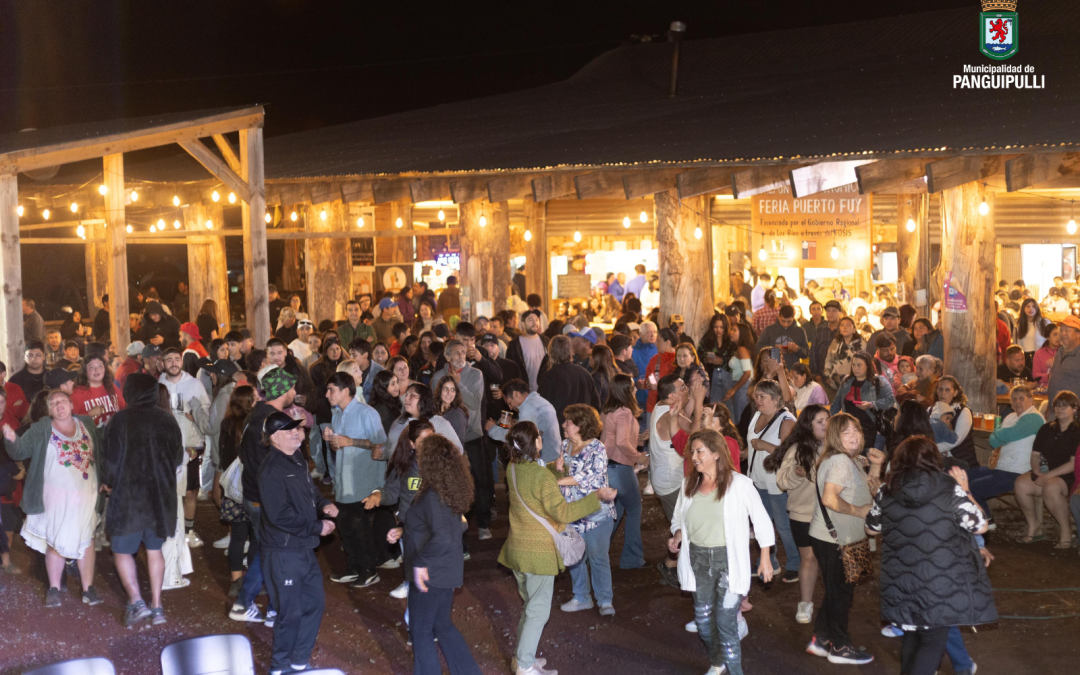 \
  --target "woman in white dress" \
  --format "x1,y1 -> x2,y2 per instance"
2,390 -> 104,607
154,382 -> 193,590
